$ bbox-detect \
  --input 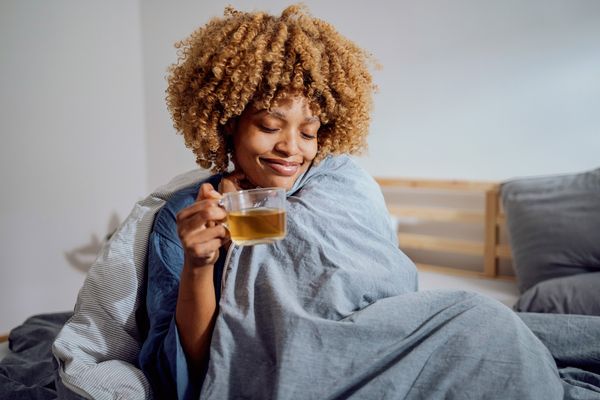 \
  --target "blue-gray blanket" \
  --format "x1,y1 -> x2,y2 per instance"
199,156 -> 600,399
